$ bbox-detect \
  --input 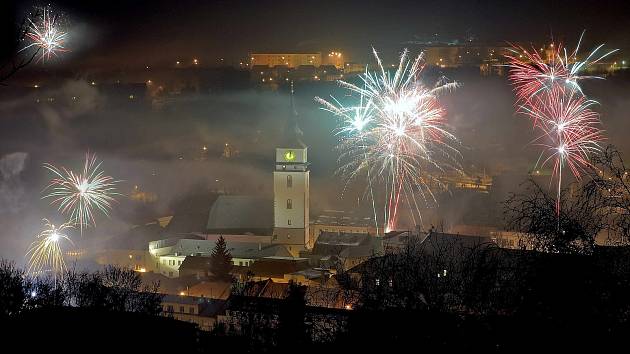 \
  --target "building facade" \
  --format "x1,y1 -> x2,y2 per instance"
250,53 -> 321,68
